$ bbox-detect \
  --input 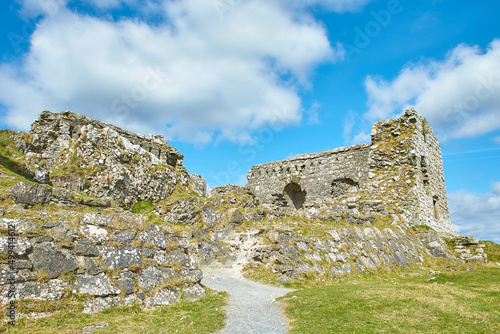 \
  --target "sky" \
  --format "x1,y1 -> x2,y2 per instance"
0,0 -> 499,243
